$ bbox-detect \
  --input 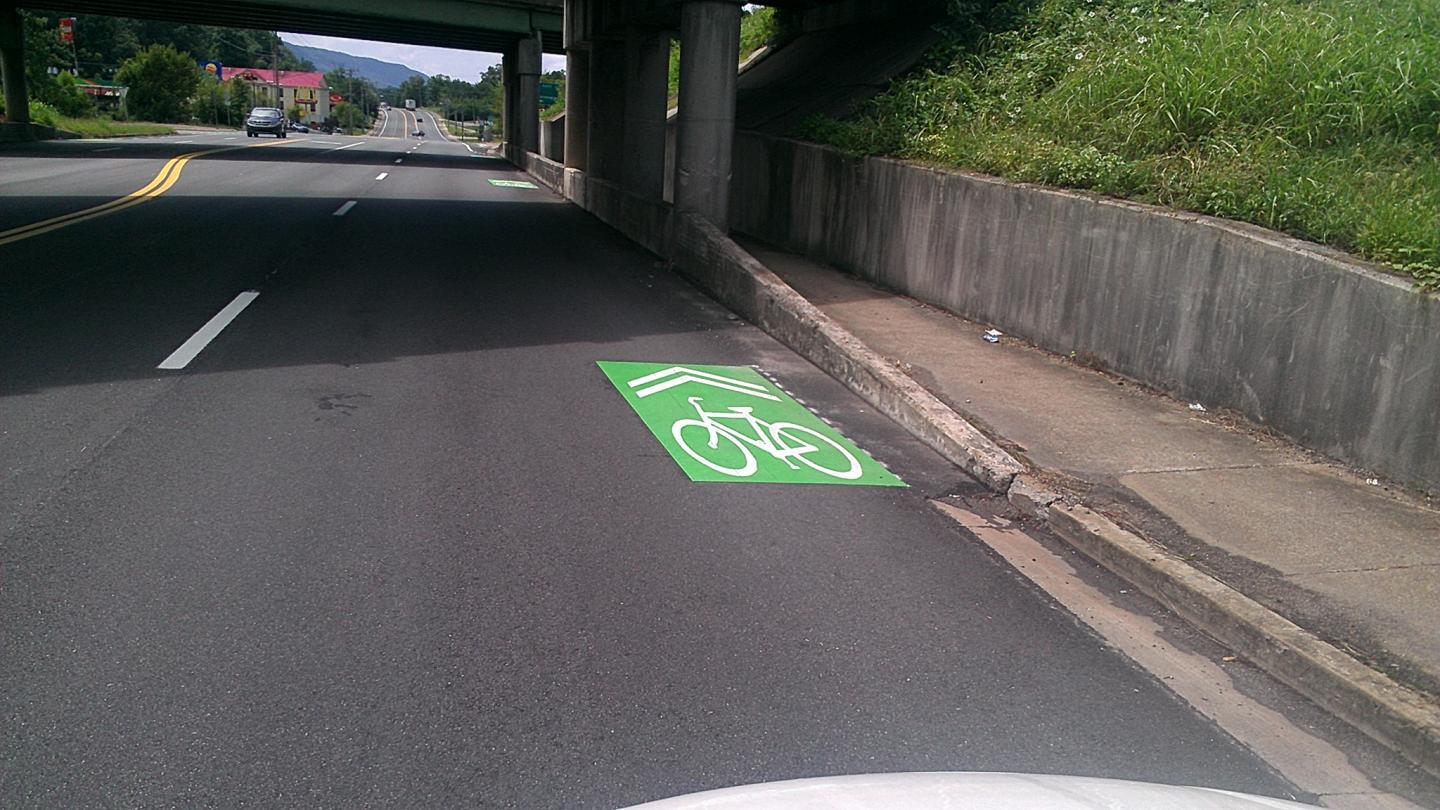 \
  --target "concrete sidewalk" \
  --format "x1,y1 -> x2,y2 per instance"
741,239 -> 1440,702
